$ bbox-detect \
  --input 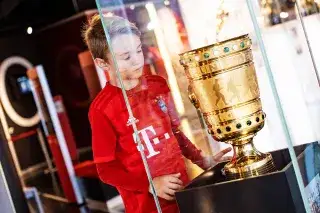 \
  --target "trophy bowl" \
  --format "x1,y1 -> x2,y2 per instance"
179,34 -> 276,180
